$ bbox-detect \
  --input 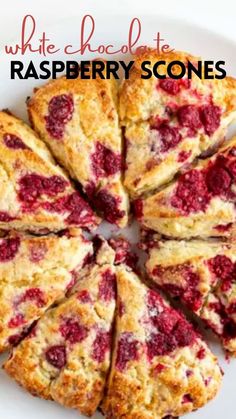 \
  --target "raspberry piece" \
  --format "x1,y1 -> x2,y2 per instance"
65,192 -> 95,226
152,309 -> 180,334
208,255 -> 234,280
45,116 -> 64,139
104,149 -> 122,175
153,264 -> 202,312
18,173 -> 68,204
208,255 -> 235,291
99,269 -> 116,302
18,288 -> 45,308
109,237 -> 138,271
197,347 -> 206,360
93,190 -> 125,224
177,105 -> 202,130
181,266 -> 202,311
29,242 -> 48,263
116,332 -> 140,371
46,94 -> 74,139
77,290 -> 92,304
214,223 -> 232,233
45,345 -> 66,369
60,318 -> 88,344
92,329 -> 111,363
48,95 -> 74,123
43,191 -> 96,227
159,78 -> 190,95
171,170 -> 210,214
228,303 -> 236,314
8,313 -> 25,328
159,79 -> 180,95
154,363 -> 166,374
177,150 -> 191,162
146,290 -> 196,359
0,237 -> 20,262
206,164 -> 231,195
91,142 -> 121,178
0,211 -> 16,222
182,394 -> 193,404
156,123 -> 182,153
147,333 -> 171,359
3,133 -> 29,150
200,104 -> 221,135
